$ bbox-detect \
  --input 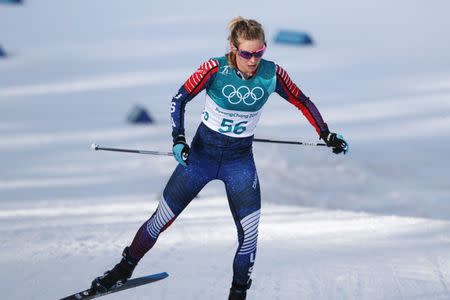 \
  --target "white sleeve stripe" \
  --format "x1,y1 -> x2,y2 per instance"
146,196 -> 175,239
242,213 -> 259,226
154,213 -> 165,227
193,74 -> 200,84
243,226 -> 258,238
240,240 -> 258,249
238,210 -> 260,255
239,244 -> 258,255
242,242 -> 258,249
161,197 -> 175,218
184,60 -> 218,93
242,231 -> 258,243
242,234 -> 258,247
241,210 -> 260,223
159,203 -> 171,220
276,64 -> 282,74
242,218 -> 259,231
